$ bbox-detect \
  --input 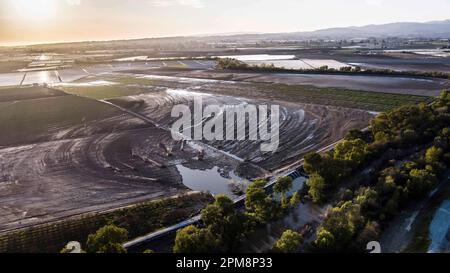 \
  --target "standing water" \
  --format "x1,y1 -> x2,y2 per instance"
176,165 -> 248,198
428,199 -> 450,253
